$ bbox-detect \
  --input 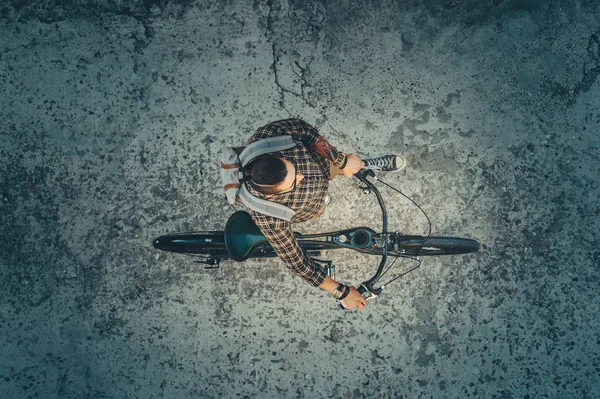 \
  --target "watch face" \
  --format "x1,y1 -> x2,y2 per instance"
332,283 -> 345,299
